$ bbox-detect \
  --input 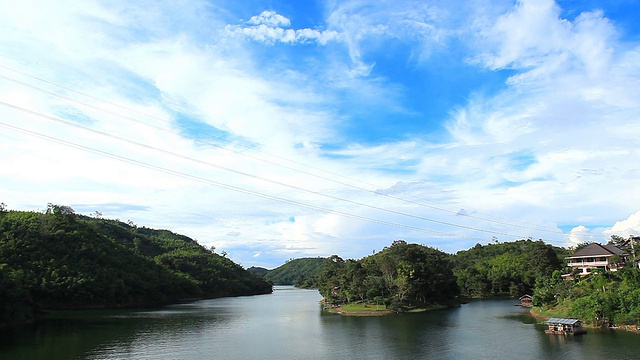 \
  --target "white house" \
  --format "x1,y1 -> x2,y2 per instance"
565,243 -> 628,277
